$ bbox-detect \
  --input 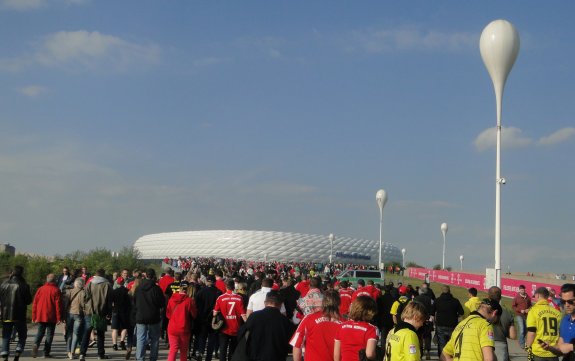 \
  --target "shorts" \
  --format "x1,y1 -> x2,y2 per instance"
111,312 -> 129,330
